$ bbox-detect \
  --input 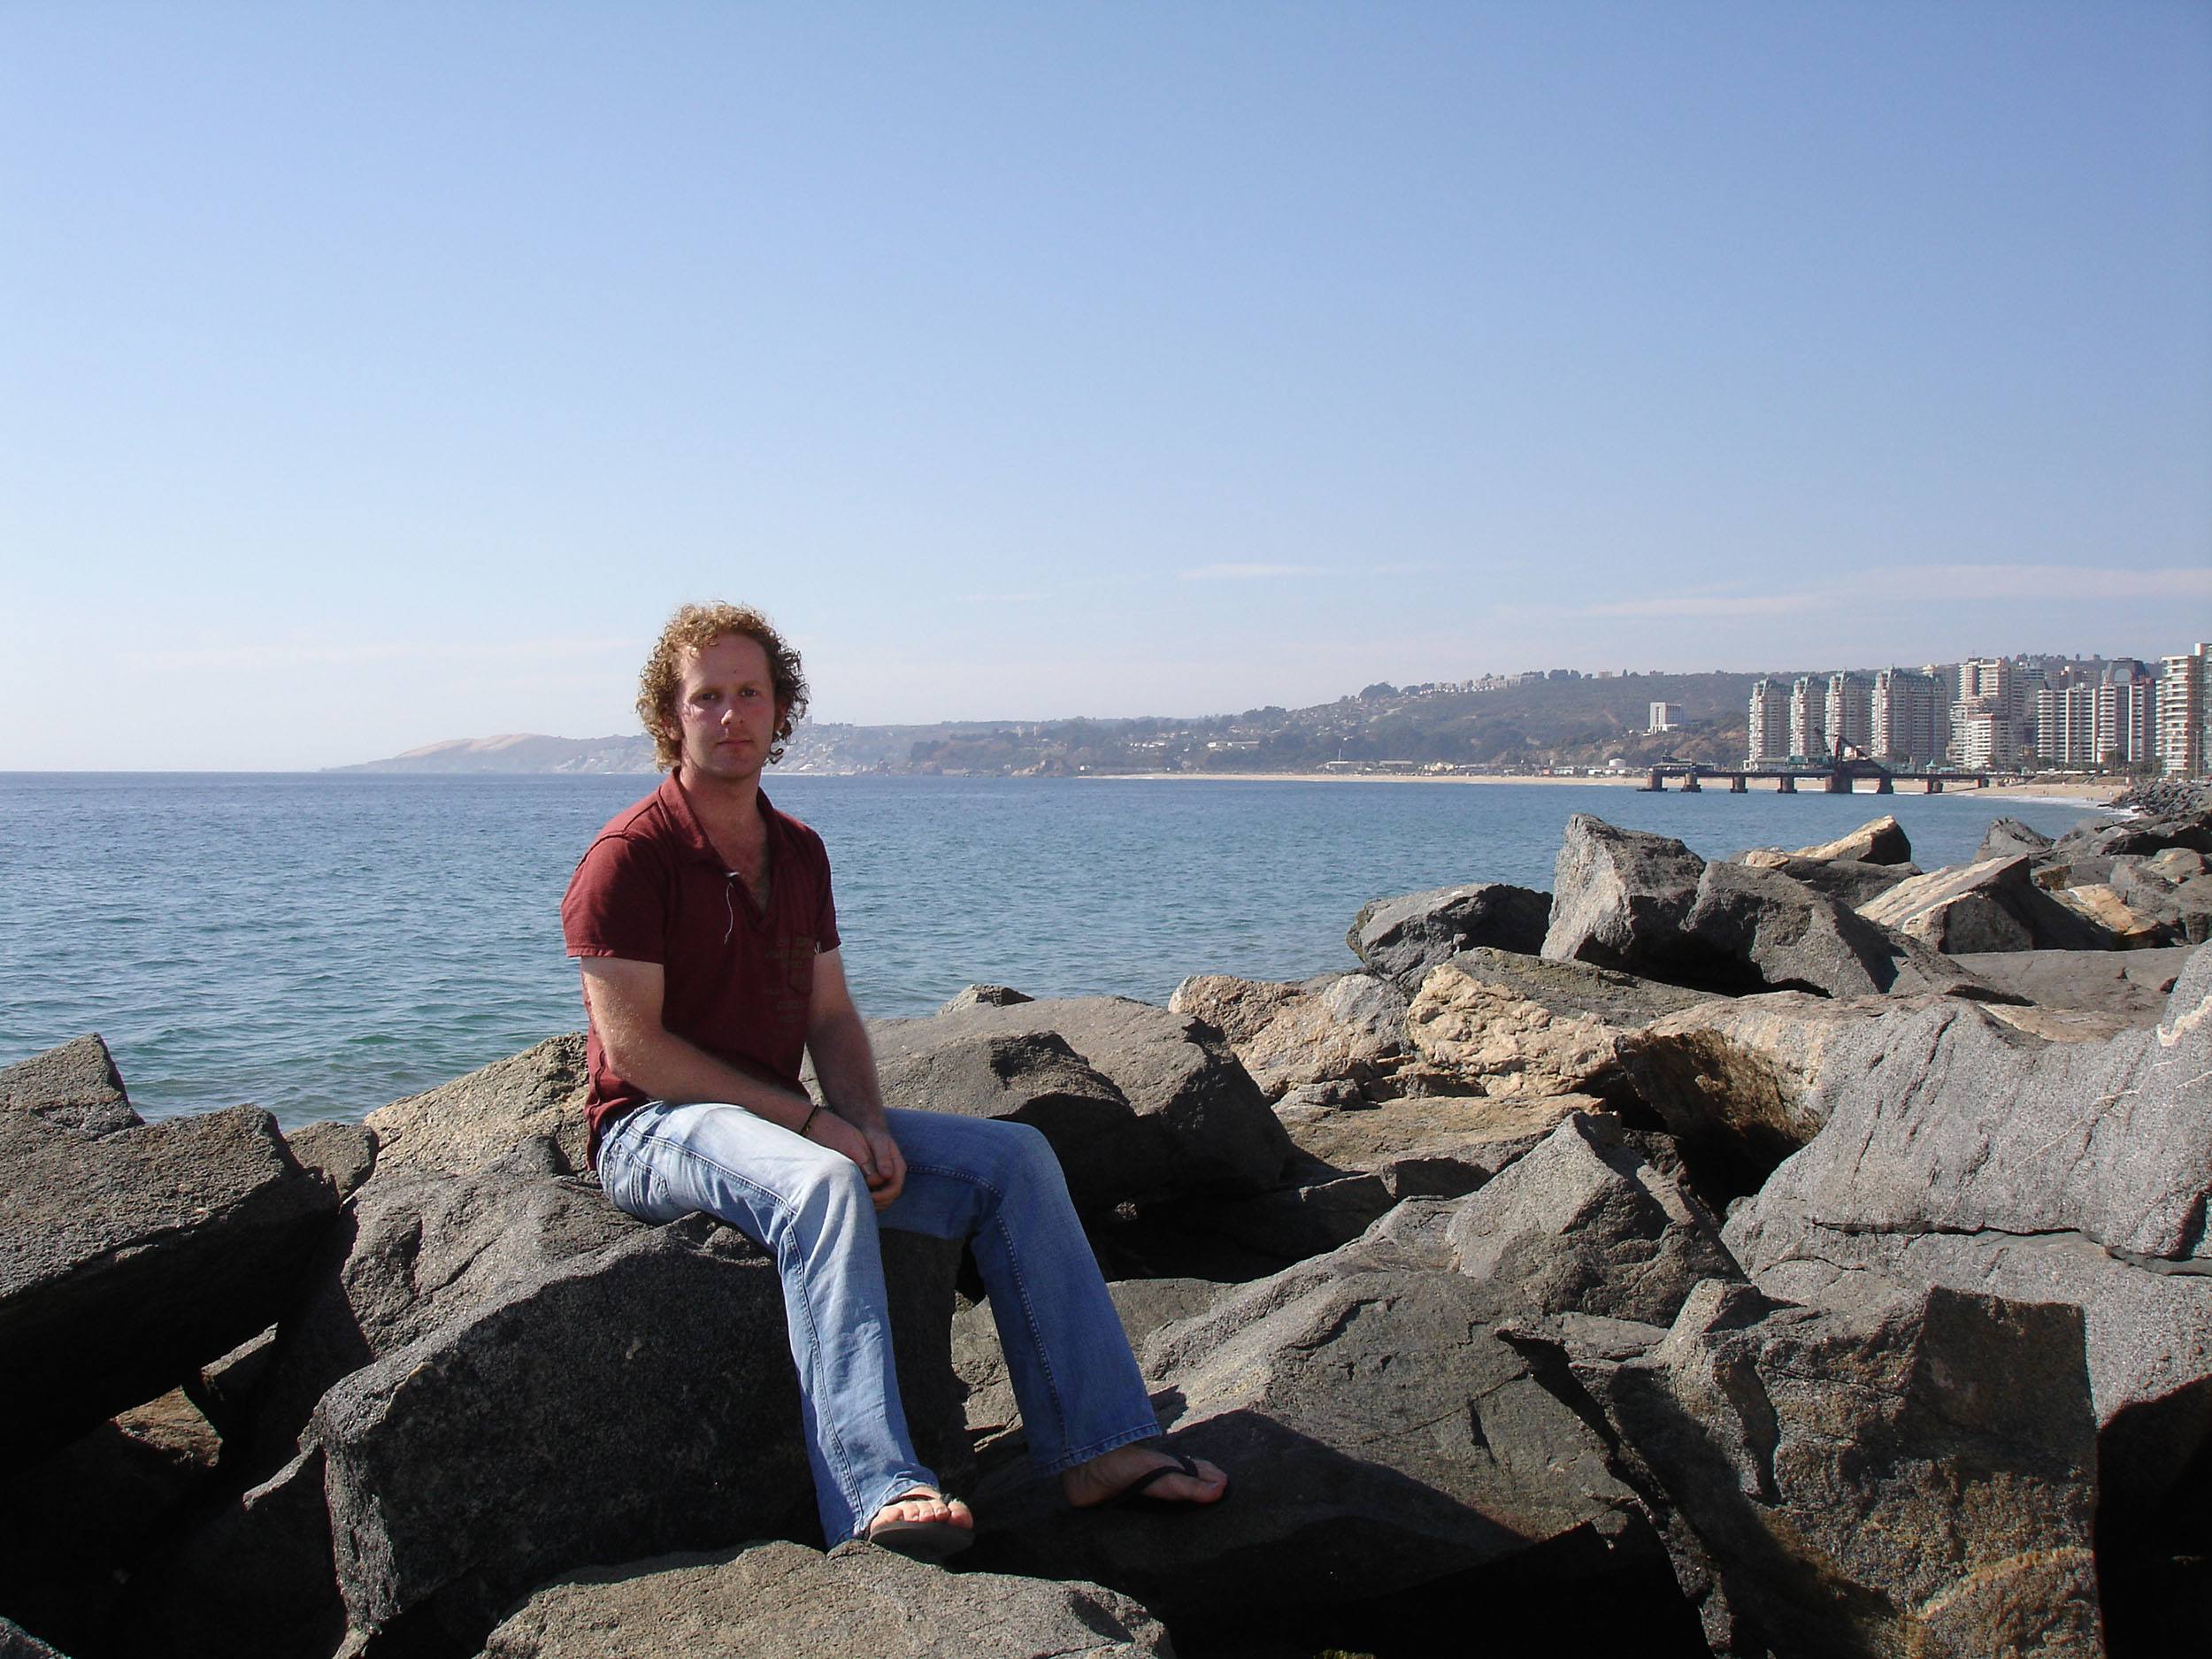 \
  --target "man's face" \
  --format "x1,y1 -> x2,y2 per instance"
669,633 -> 783,784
